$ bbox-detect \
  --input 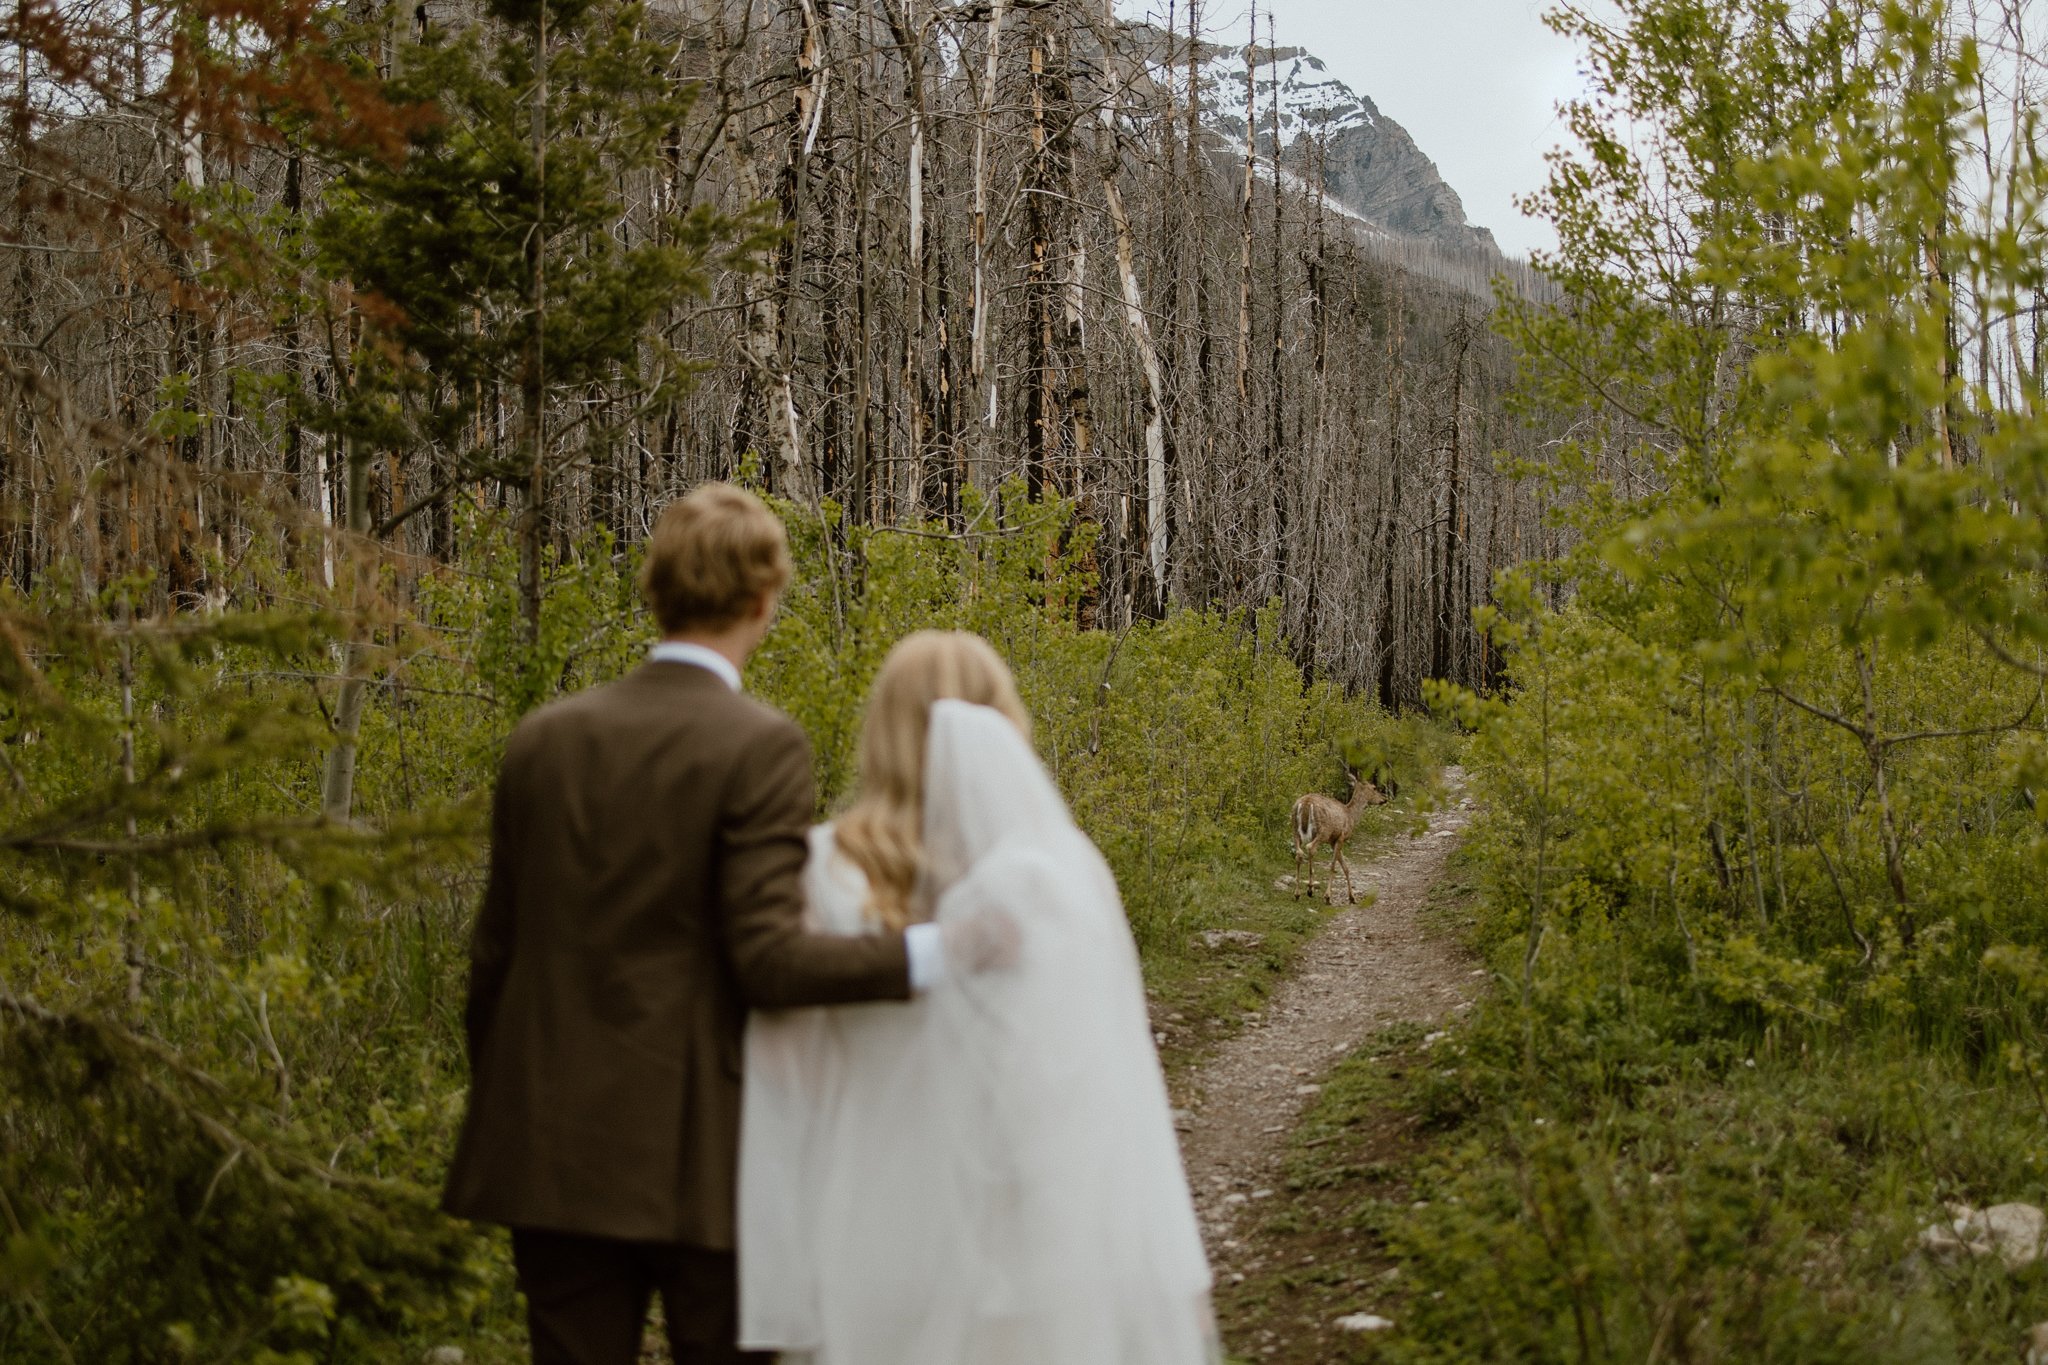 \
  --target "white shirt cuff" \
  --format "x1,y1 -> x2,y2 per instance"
905,922 -> 945,993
